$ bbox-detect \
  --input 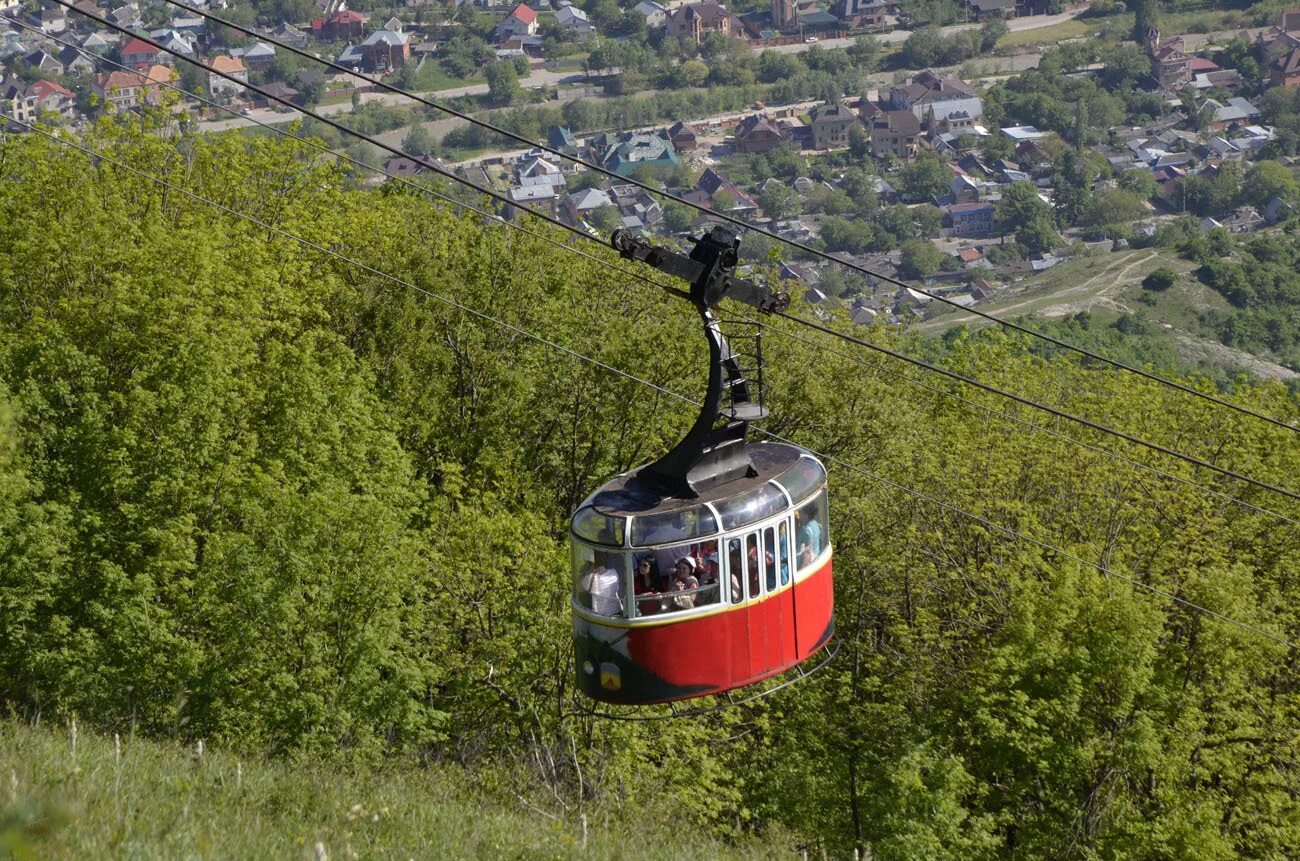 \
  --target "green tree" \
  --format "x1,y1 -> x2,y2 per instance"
759,182 -> 802,221
1084,188 -> 1149,229
898,151 -> 951,202
485,61 -> 520,106
402,123 -> 434,156
846,36 -> 880,70
1142,266 -> 1178,291
979,19 -> 1007,53
1240,161 -> 1298,208
898,238 -> 946,278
